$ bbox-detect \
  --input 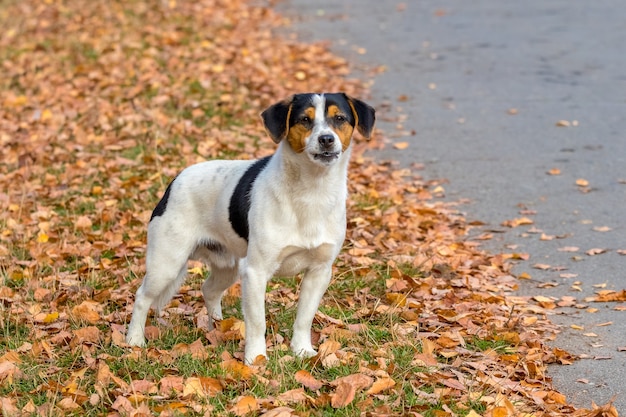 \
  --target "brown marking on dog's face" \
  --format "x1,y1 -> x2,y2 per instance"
327,103 -> 355,151
262,93 -> 375,164
286,106 -> 315,153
